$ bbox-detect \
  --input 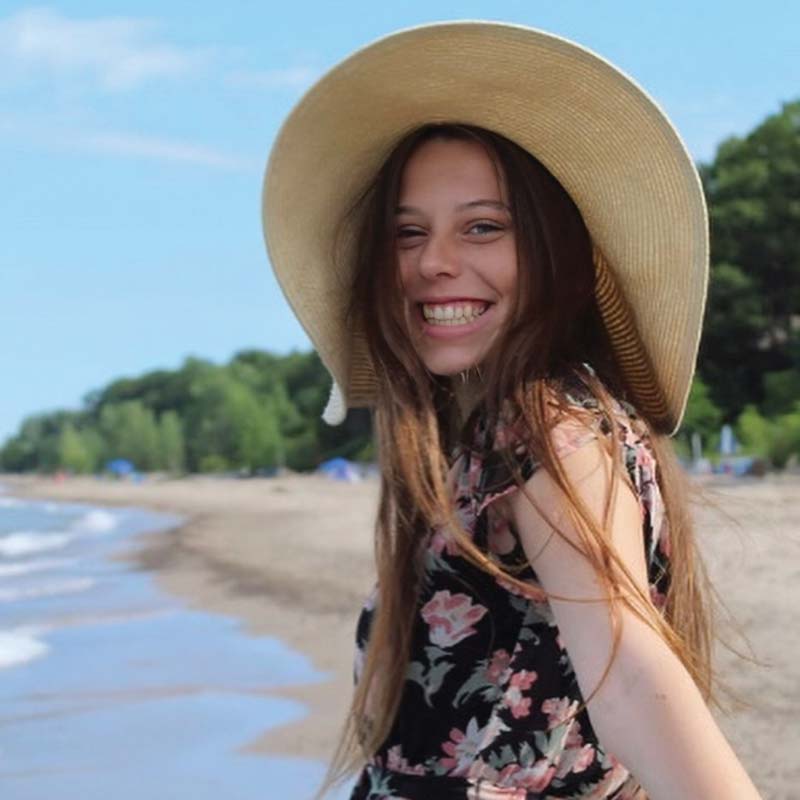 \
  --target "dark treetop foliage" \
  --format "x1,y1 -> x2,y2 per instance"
697,99 -> 800,418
